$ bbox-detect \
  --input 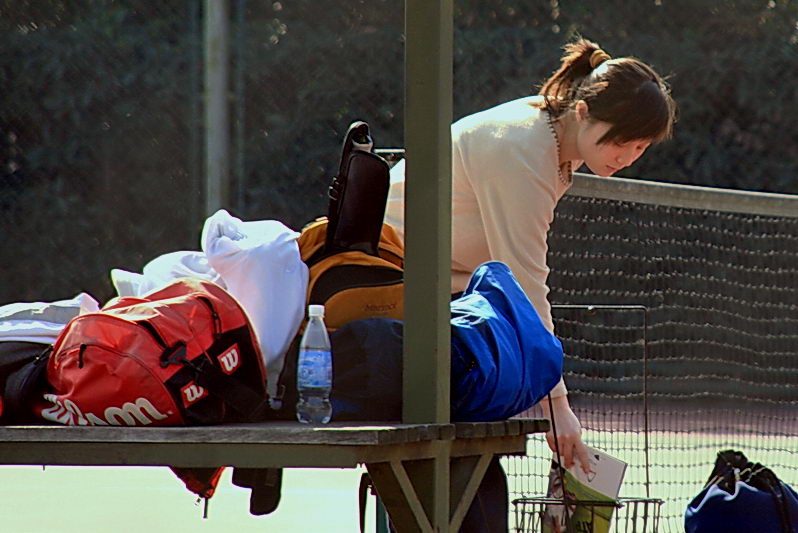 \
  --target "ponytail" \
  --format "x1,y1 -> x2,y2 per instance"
538,38 -> 606,116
